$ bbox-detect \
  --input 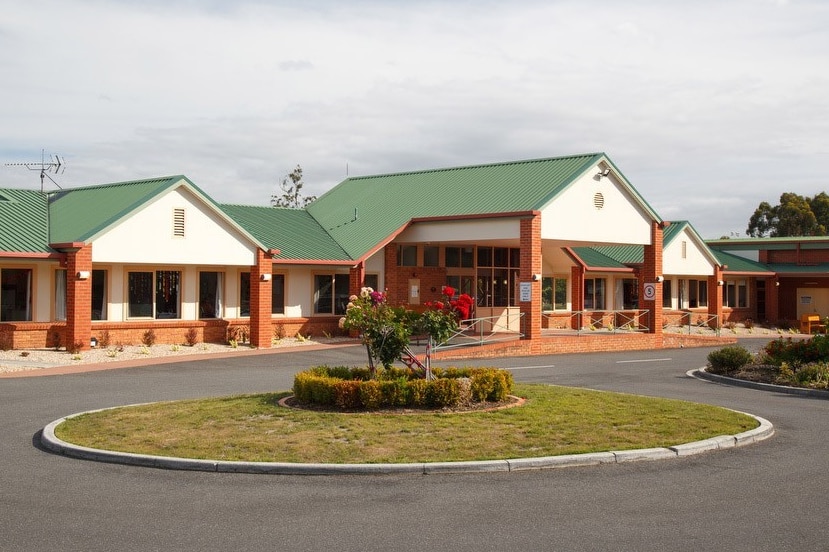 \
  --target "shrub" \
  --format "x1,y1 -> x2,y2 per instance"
66,340 -> 85,355
762,335 -> 829,367
333,380 -> 362,409
184,328 -> 199,347
407,379 -> 429,407
292,365 -> 513,410
791,363 -> 829,389
0,332 -> 12,351
427,378 -> 460,407
359,380 -> 383,409
98,330 -> 112,348
707,346 -> 753,374
141,329 -> 156,347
